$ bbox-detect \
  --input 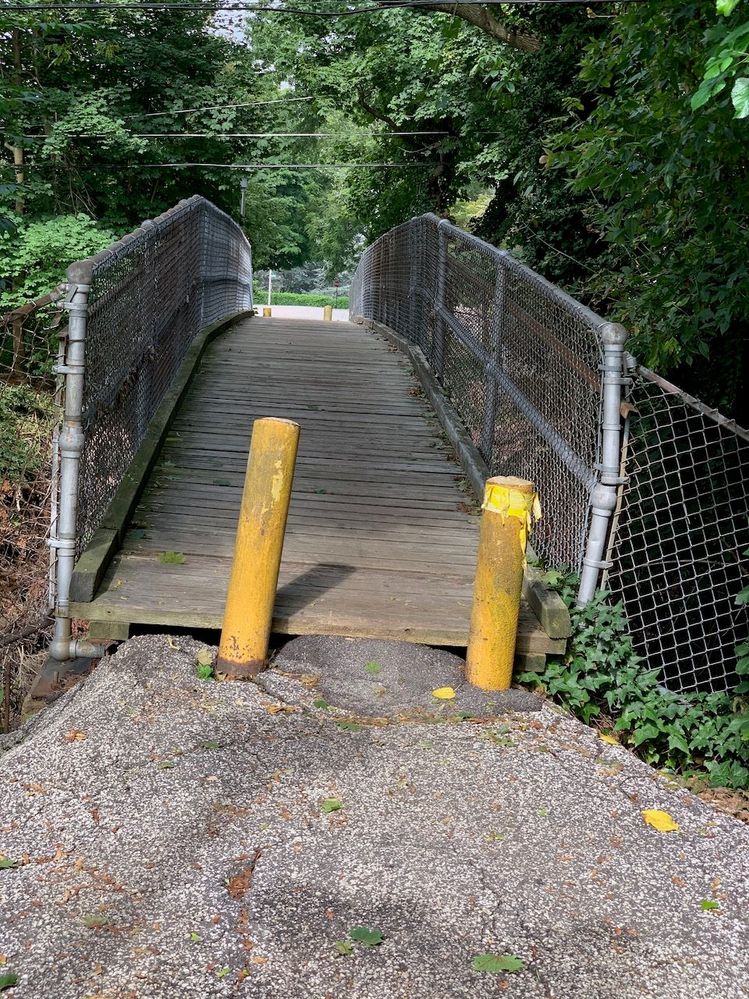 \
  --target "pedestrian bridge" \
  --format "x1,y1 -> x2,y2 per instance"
51,195 -> 633,670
